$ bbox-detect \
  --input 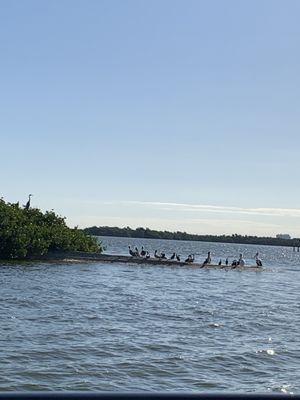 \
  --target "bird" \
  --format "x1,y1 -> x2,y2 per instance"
24,194 -> 33,210
128,246 -> 135,256
176,254 -> 181,261
170,252 -> 176,260
154,250 -> 161,259
185,254 -> 194,263
140,246 -> 146,257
